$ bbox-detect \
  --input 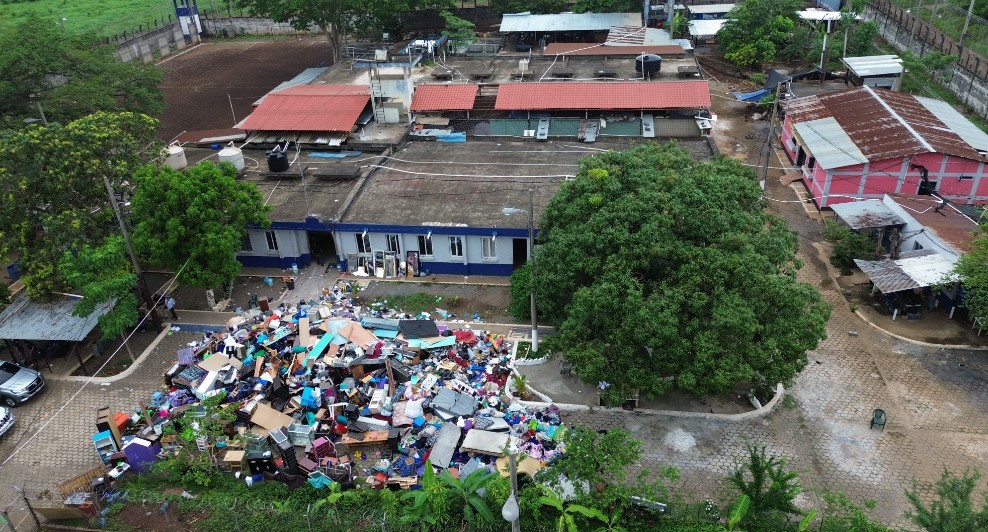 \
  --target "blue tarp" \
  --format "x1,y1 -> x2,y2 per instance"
733,88 -> 770,102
